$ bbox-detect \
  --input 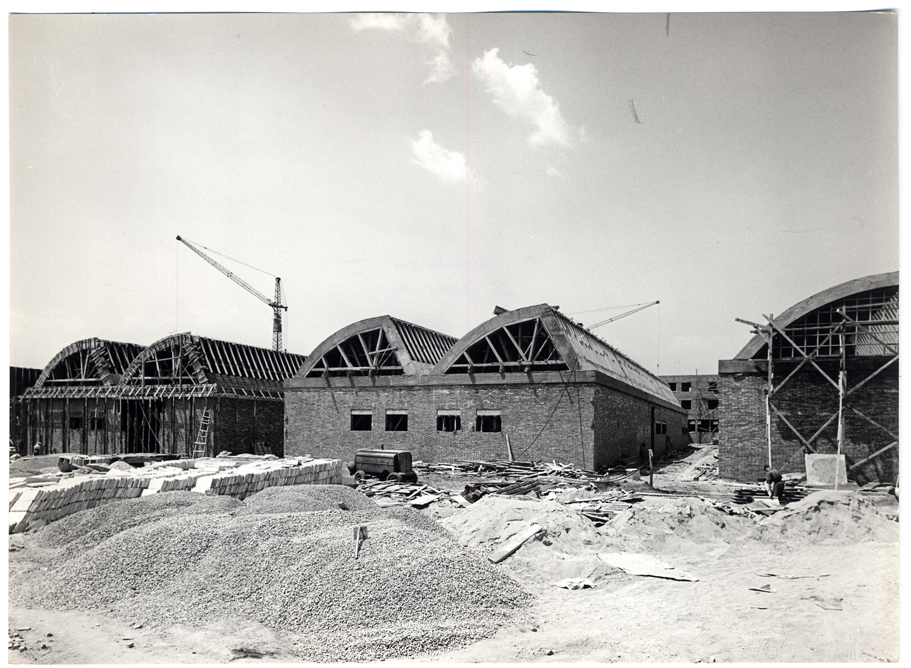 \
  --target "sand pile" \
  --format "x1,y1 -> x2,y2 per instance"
442,495 -> 619,583
602,496 -> 755,555
751,490 -> 899,544
16,485 -> 530,662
